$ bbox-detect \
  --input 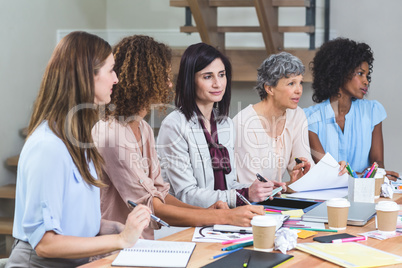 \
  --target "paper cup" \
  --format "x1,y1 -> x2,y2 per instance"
376,201 -> 399,234
374,168 -> 386,198
251,215 -> 277,252
326,198 -> 350,230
